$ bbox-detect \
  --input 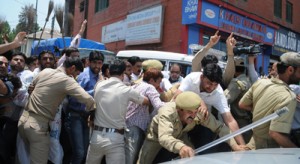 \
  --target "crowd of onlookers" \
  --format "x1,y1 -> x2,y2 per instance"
1,22 -> 300,164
